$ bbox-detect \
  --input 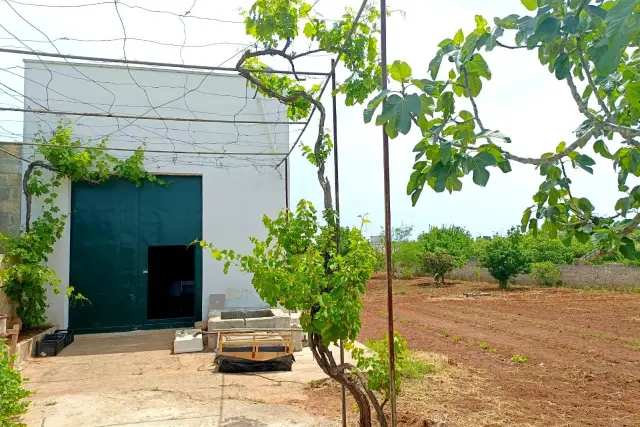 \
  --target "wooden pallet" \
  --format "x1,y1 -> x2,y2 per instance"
0,316 -> 21,366
217,331 -> 294,361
